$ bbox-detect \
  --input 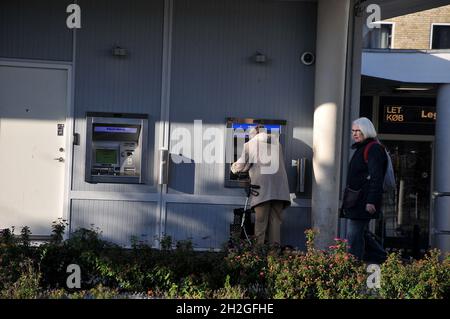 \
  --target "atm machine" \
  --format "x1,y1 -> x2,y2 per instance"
224,118 -> 286,188
85,112 -> 148,184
